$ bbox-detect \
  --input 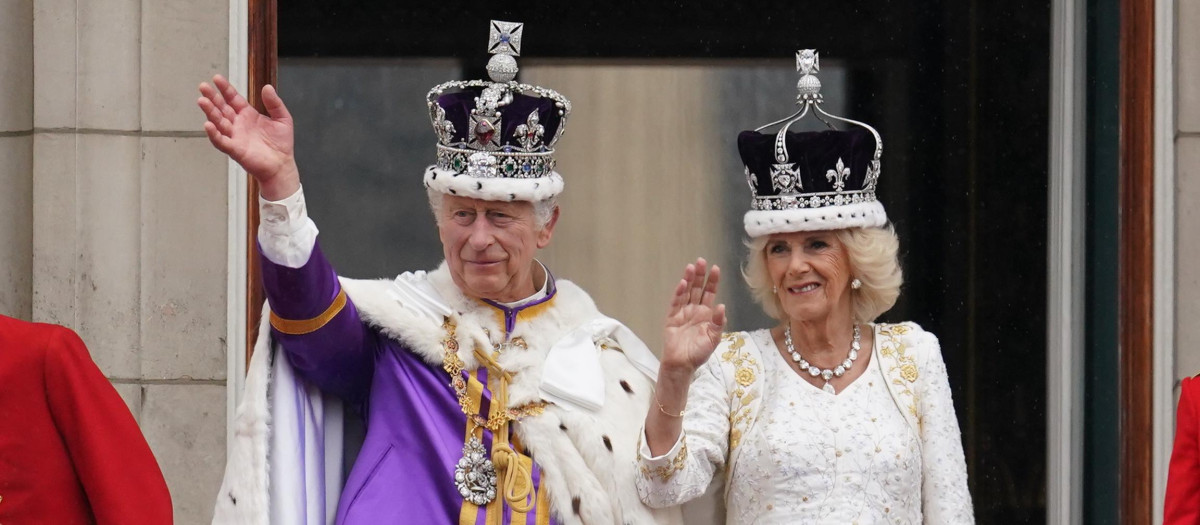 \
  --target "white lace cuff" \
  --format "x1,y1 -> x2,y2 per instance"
258,186 -> 319,268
